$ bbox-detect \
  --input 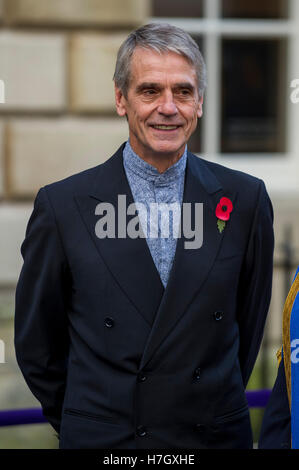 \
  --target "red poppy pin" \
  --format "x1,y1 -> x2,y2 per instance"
215,197 -> 233,233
